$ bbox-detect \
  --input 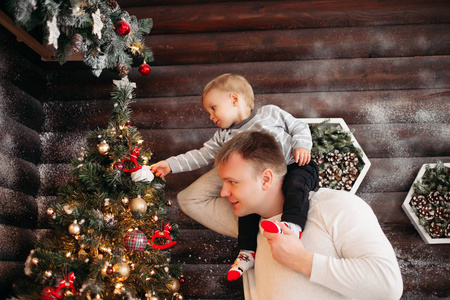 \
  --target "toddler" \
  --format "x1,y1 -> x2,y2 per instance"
151,73 -> 318,281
